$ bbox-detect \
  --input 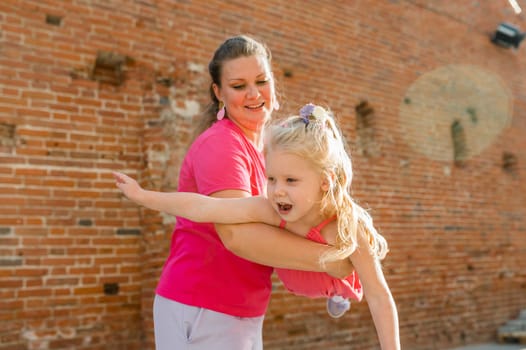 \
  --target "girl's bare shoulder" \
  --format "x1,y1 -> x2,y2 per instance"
320,220 -> 338,246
